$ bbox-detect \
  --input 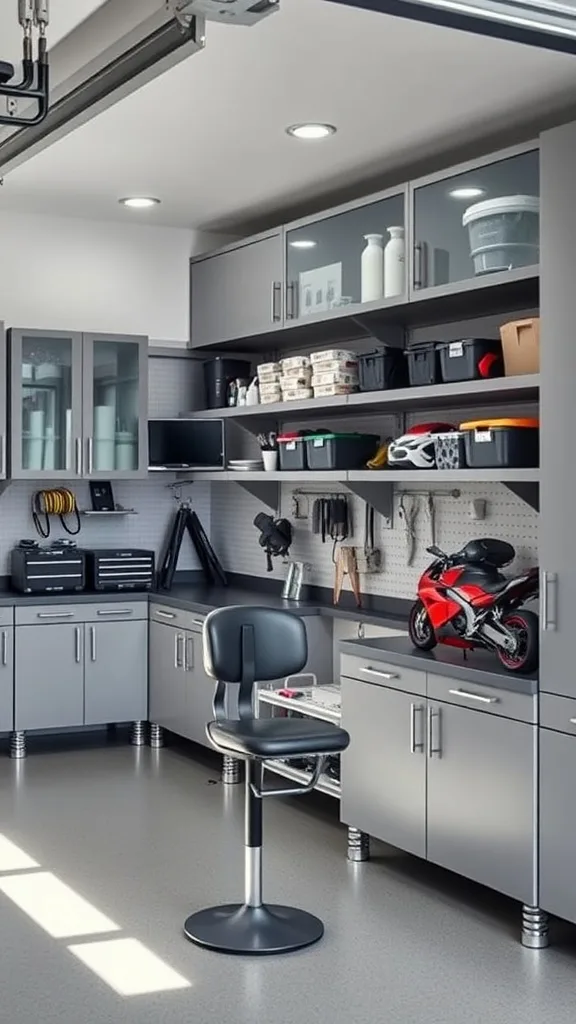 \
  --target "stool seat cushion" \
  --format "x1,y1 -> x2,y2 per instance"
207,718 -> 350,760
